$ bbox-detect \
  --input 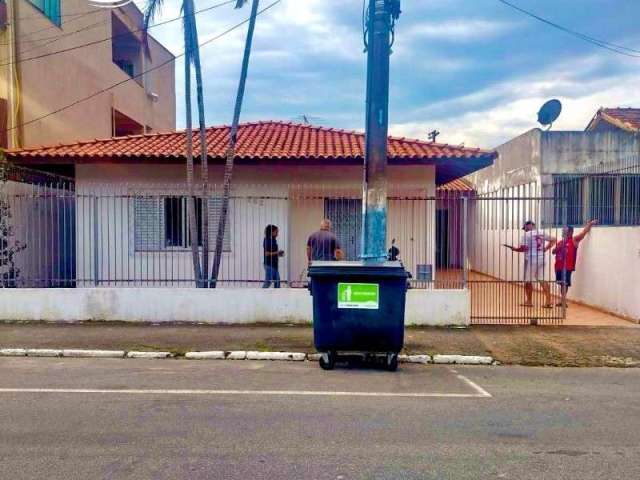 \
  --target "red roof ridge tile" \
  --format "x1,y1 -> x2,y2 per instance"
6,120 -> 497,164
386,133 -> 493,154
